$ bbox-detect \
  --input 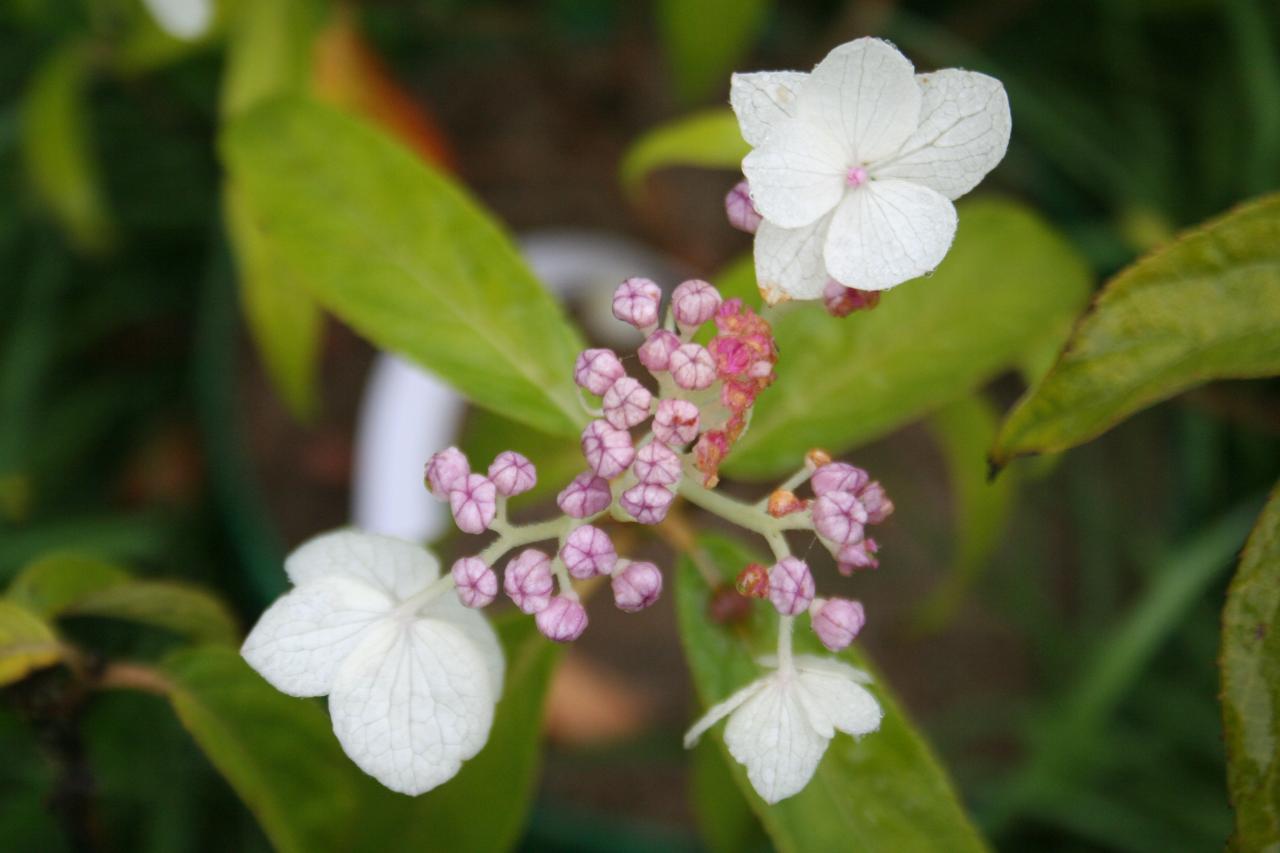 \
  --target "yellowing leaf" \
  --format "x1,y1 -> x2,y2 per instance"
0,600 -> 61,687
